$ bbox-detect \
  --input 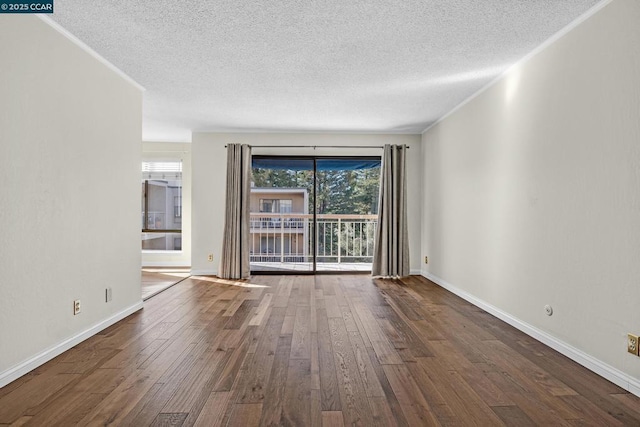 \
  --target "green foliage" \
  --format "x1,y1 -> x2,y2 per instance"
252,166 -> 380,215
